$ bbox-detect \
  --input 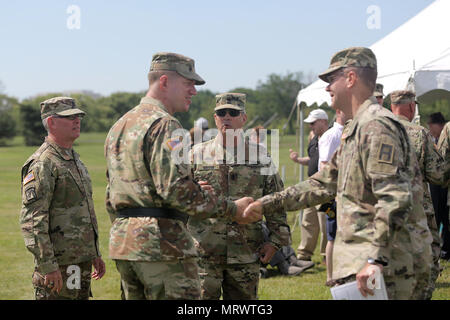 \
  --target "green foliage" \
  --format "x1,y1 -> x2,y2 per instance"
174,90 -> 216,129
5,72 -> 449,142
99,92 -> 144,125
0,95 -> 18,145
19,93 -> 61,146
417,99 -> 450,127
